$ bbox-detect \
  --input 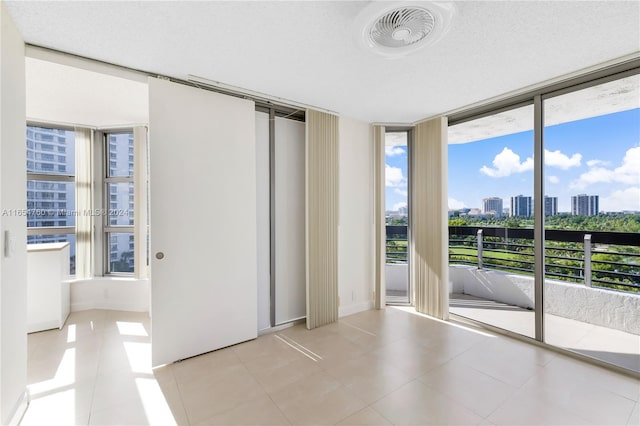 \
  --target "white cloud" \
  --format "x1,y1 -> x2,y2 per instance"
480,147 -> 533,177
448,197 -> 466,209
586,159 -> 610,167
548,175 -> 560,184
601,187 -> 640,212
385,164 -> 406,187
545,149 -> 582,169
385,146 -> 405,157
481,147 -> 582,178
571,146 -> 640,189
394,188 -> 408,197
392,202 -> 407,211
